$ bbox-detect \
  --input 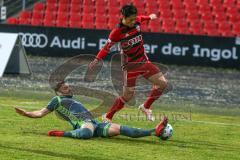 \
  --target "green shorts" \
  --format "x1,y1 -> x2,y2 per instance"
92,121 -> 112,137
74,120 -> 111,137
